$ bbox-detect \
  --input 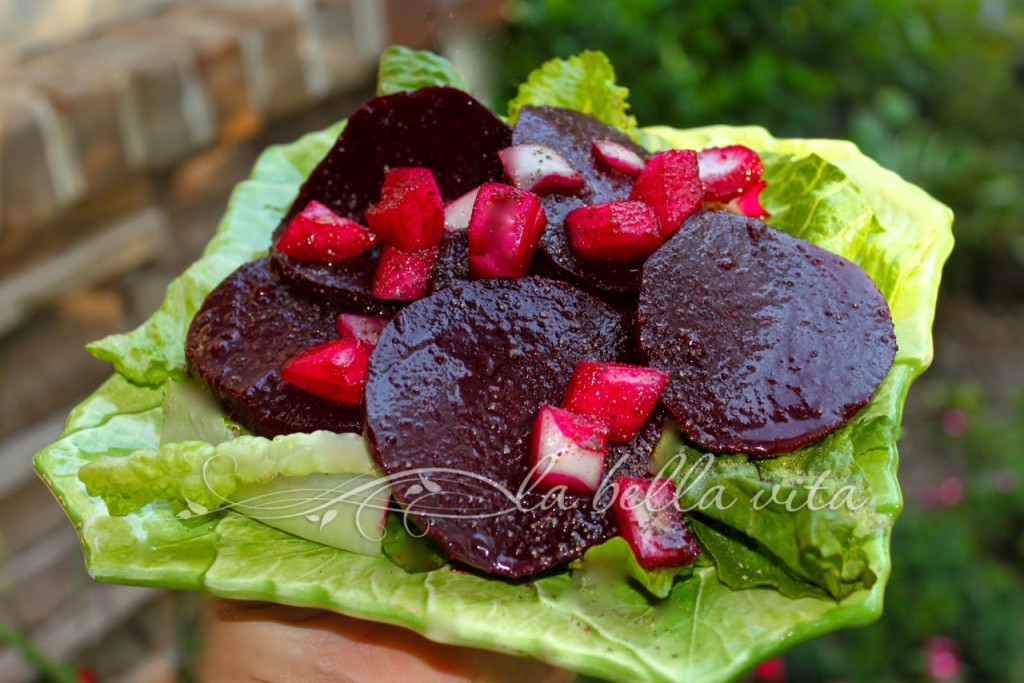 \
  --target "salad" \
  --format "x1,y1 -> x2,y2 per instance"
34,48 -> 953,682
